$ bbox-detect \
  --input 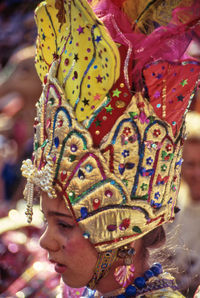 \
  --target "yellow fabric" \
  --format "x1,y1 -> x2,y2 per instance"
35,0 -> 120,122
144,289 -> 184,297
